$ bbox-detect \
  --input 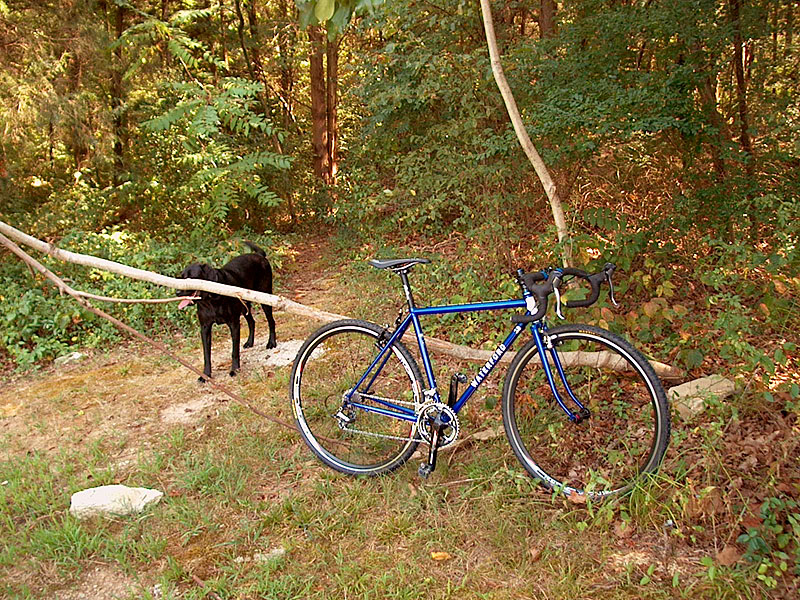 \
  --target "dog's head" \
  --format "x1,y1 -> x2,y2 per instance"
177,263 -> 219,309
